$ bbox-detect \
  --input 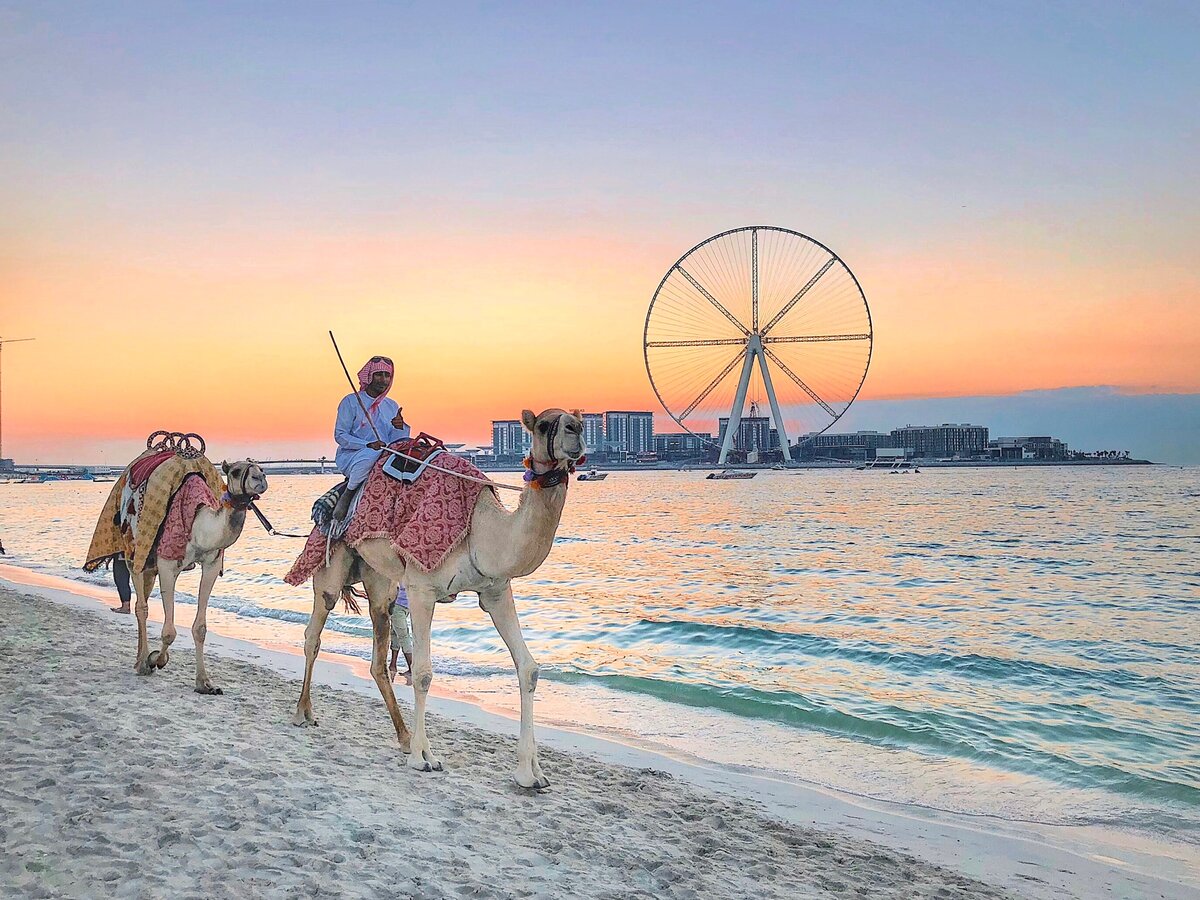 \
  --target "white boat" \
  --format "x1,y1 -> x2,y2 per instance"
576,469 -> 608,482
707,471 -> 756,480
